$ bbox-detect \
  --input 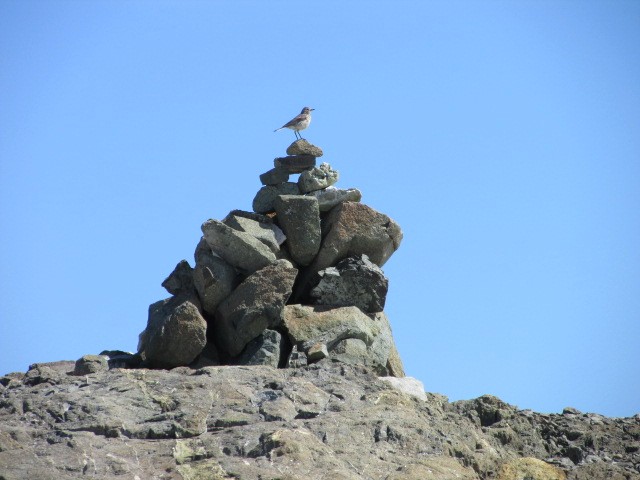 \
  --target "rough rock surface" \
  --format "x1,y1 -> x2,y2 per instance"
298,162 -> 339,193
235,329 -> 285,368
273,155 -> 316,173
161,259 -> 194,296
201,219 -> 276,273
137,295 -> 207,368
286,139 -> 324,157
252,182 -> 300,213
314,201 -> 403,272
259,167 -> 289,185
307,186 -> 362,211
283,304 -> 395,375
214,260 -> 298,357
1,362 -> 637,480
273,194 -> 321,266
223,211 -> 285,254
310,254 -> 389,313
192,239 -> 238,316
